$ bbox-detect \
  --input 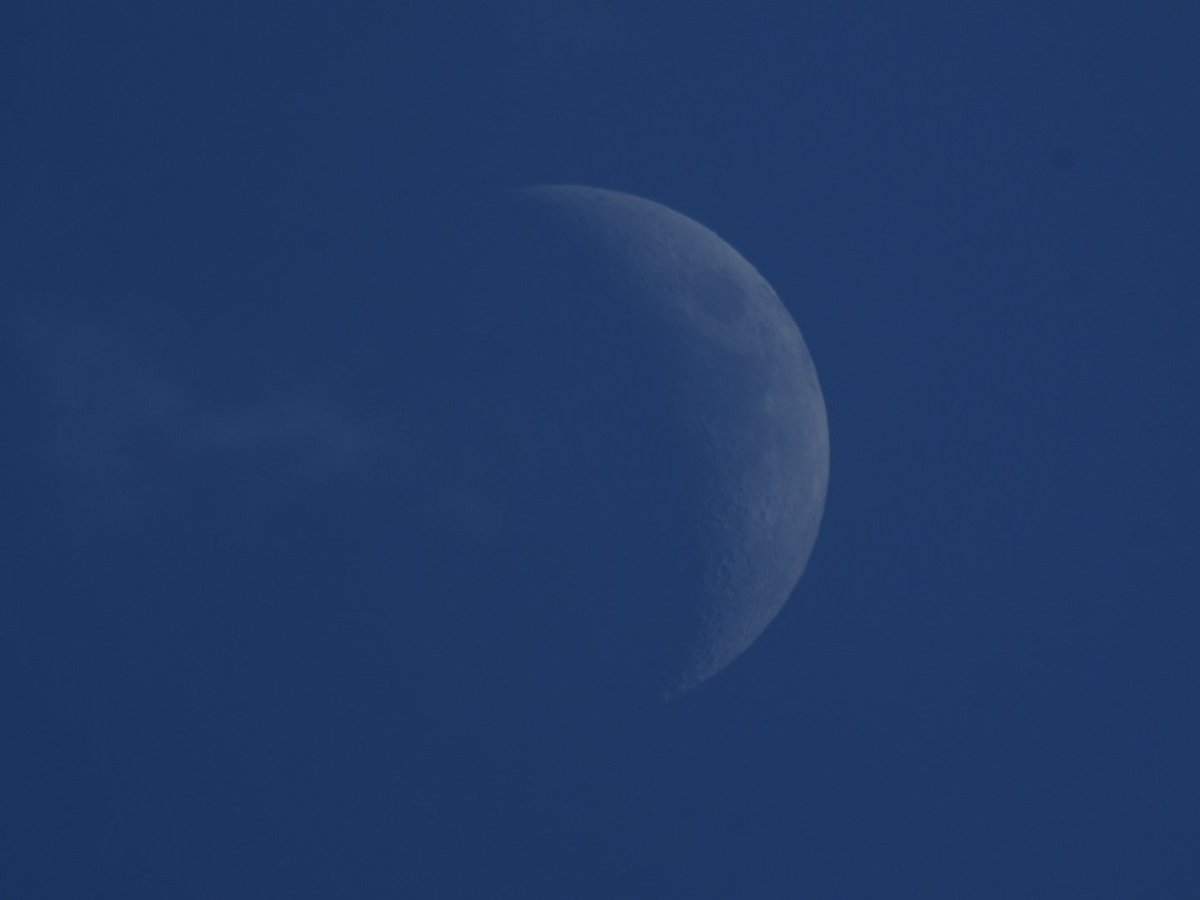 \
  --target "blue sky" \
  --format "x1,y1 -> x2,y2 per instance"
3,2 -> 1198,896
